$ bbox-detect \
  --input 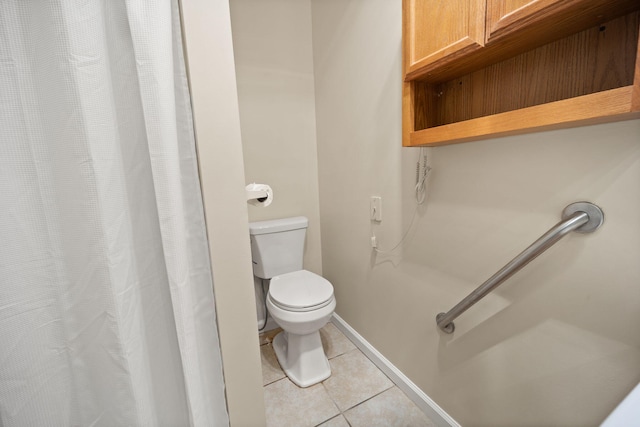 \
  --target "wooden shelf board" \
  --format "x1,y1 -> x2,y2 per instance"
406,86 -> 639,147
